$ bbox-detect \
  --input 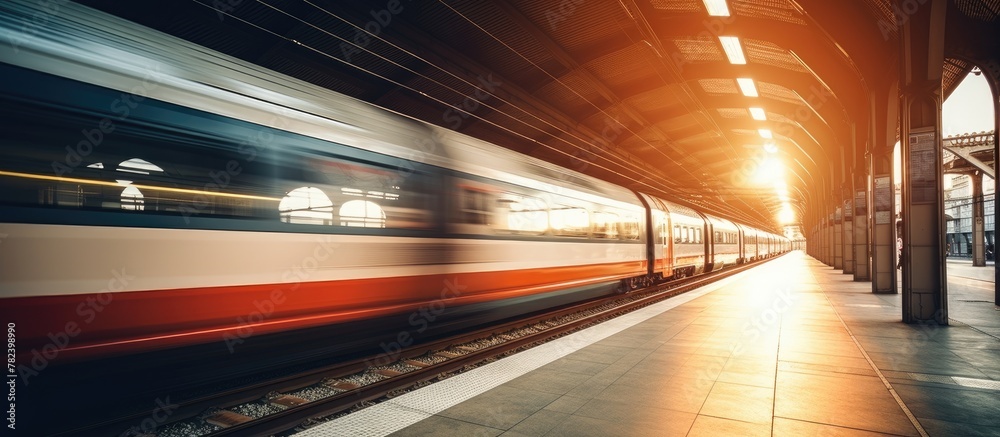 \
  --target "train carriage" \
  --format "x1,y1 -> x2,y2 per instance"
658,199 -> 708,279
0,0 -> 661,360
707,215 -> 741,271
